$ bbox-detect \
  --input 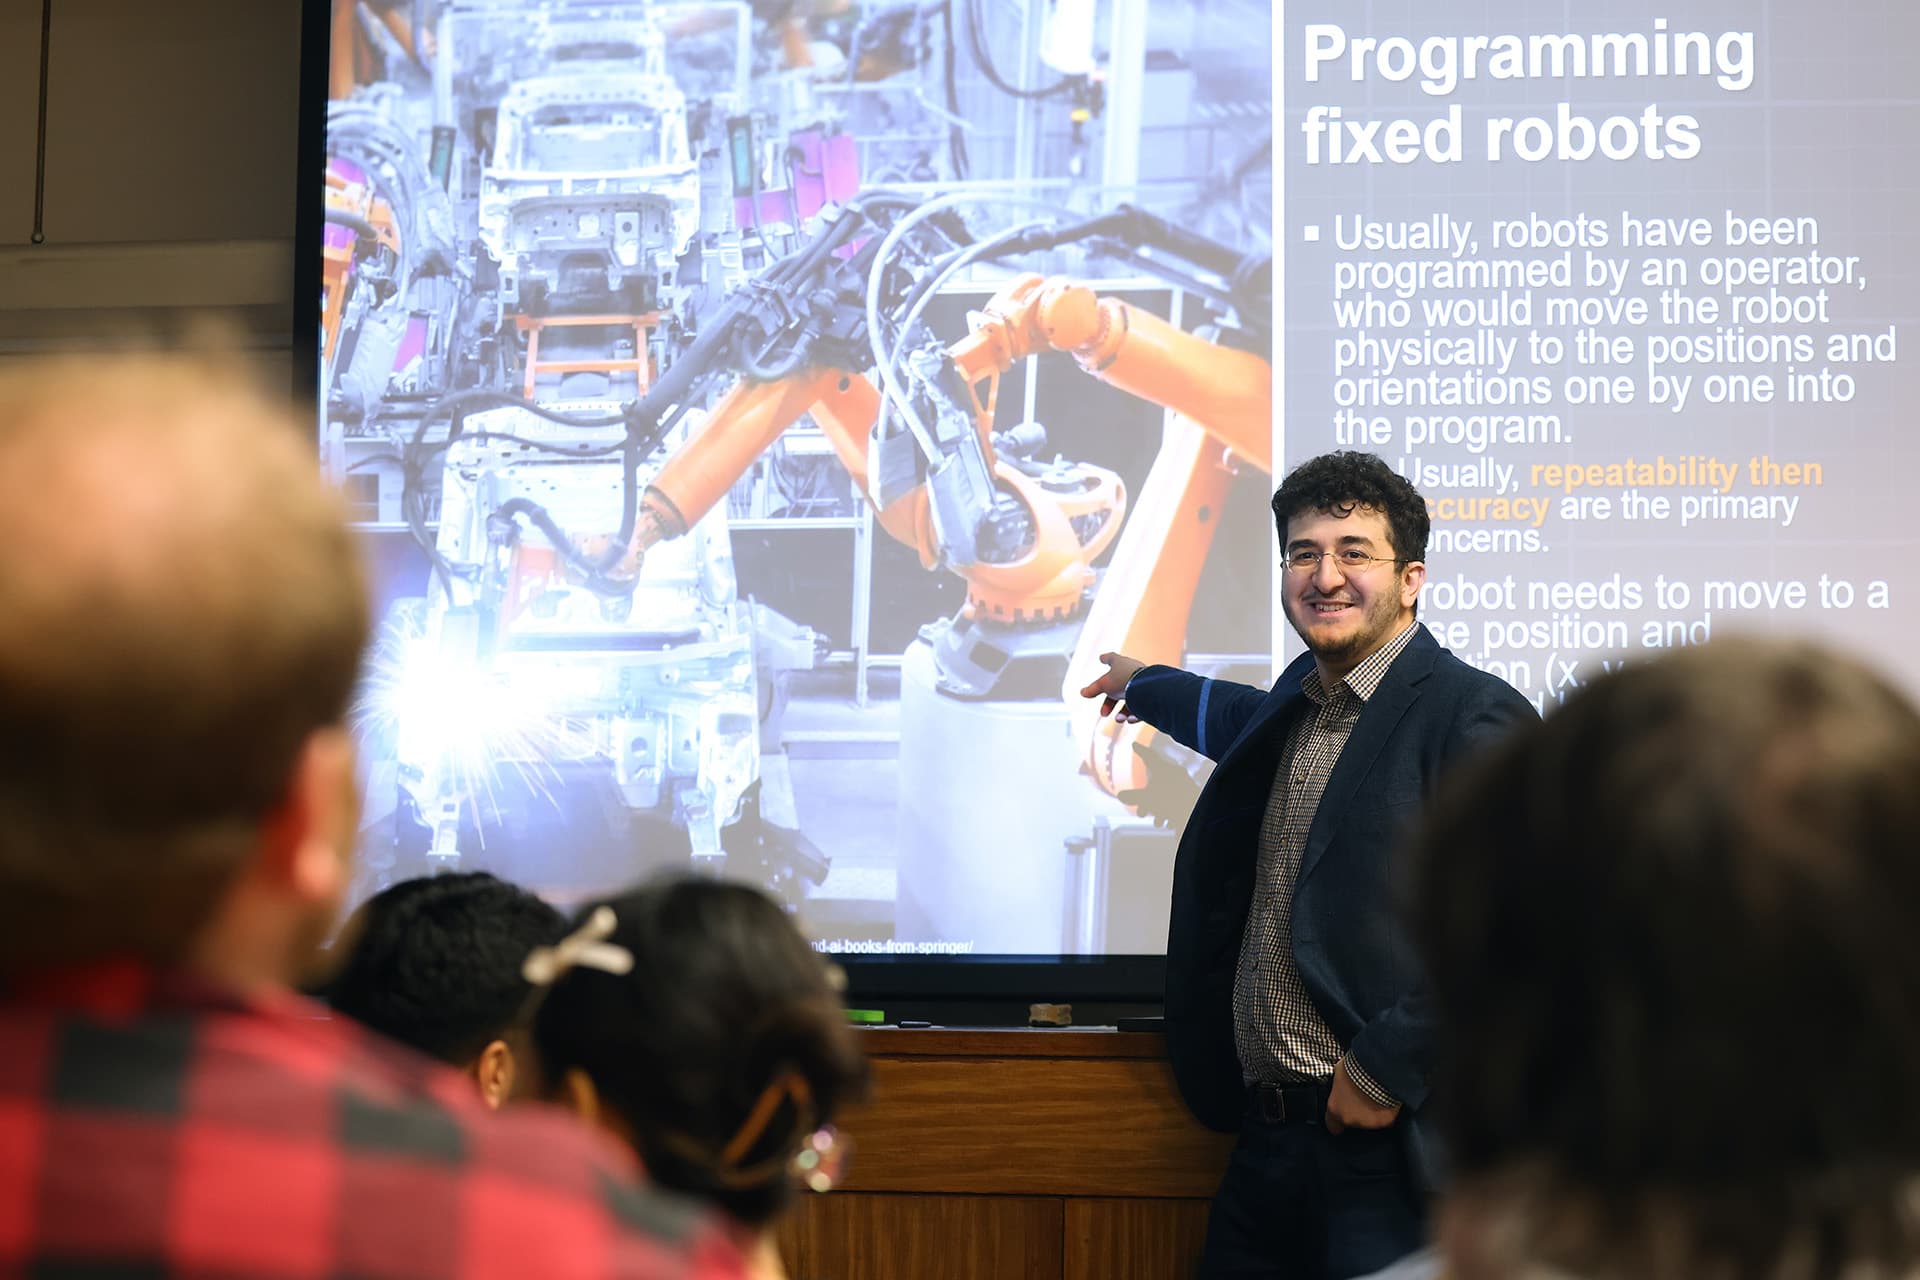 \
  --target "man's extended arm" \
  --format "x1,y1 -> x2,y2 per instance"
1081,651 -> 1270,763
